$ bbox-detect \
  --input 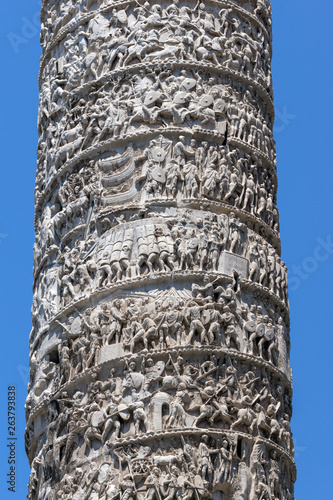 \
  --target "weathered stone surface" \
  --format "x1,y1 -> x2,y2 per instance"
26,0 -> 296,499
